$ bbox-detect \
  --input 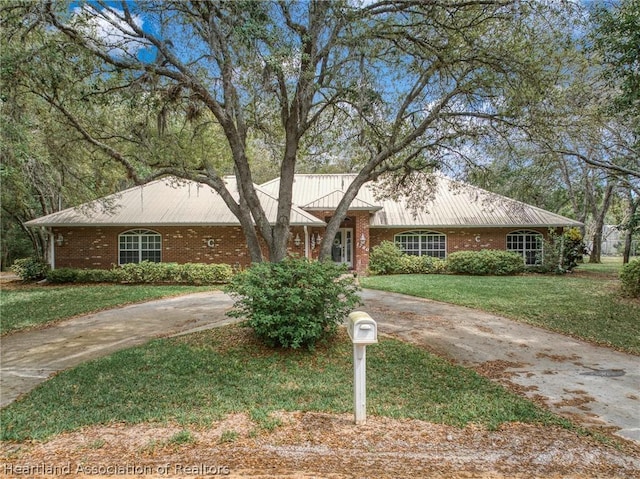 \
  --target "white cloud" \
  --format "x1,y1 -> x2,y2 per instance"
72,6 -> 149,57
